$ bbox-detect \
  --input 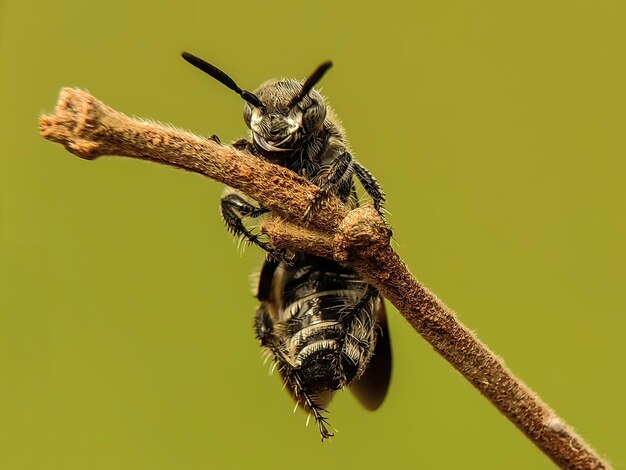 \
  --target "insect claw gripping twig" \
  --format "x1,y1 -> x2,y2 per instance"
268,248 -> 295,267
302,197 -> 321,221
